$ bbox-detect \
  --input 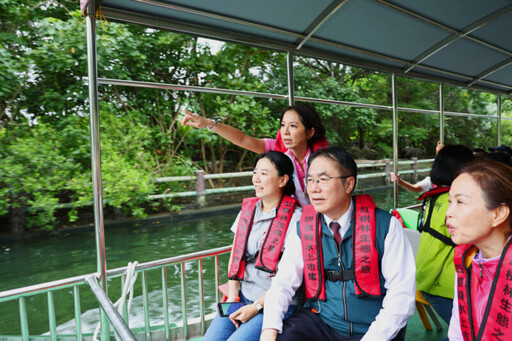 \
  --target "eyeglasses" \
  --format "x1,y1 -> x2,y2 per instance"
304,175 -> 352,187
